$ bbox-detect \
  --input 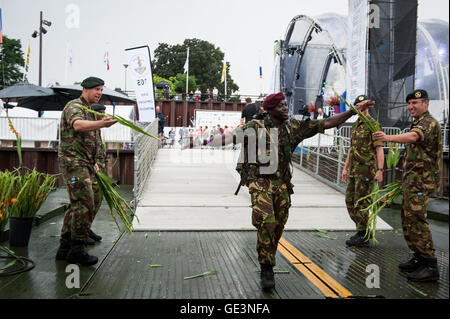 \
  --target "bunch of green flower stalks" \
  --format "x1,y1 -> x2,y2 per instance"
356,181 -> 403,243
386,142 -> 401,169
0,171 -> 18,230
332,89 -> 380,133
95,171 -> 137,234
78,105 -> 160,141
8,169 -> 57,218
